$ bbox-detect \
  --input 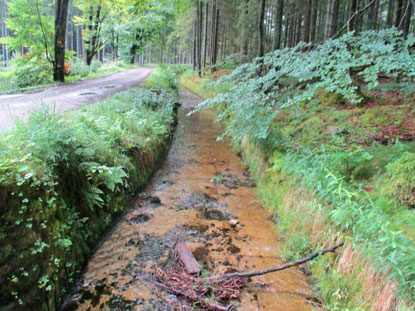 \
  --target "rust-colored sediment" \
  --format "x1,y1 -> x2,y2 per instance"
69,88 -> 314,310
